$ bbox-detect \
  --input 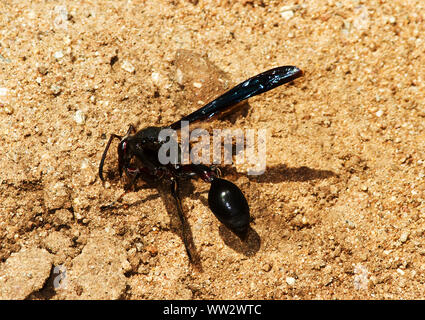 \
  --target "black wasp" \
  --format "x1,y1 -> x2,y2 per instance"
99,65 -> 303,263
